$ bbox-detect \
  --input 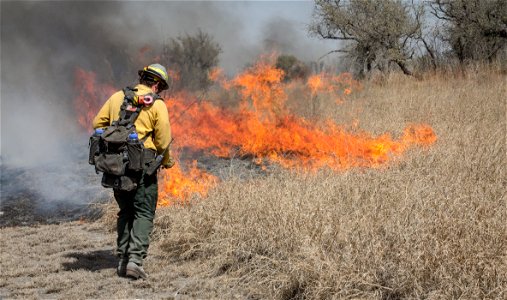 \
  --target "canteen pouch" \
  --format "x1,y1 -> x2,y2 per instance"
88,135 -> 100,165
94,153 -> 126,176
127,142 -> 144,171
